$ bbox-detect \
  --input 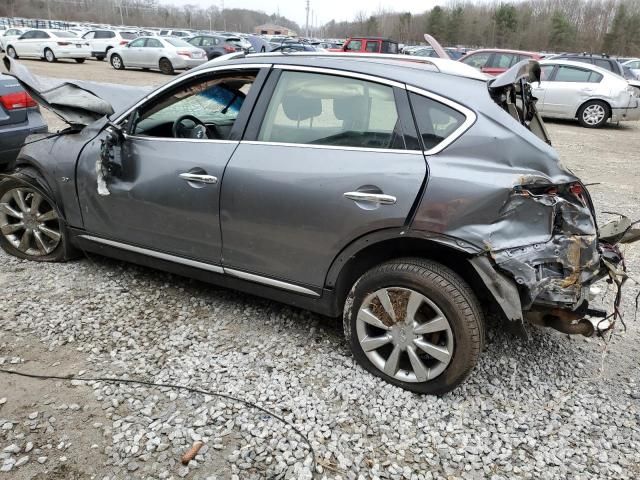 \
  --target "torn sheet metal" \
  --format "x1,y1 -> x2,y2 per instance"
2,56 -> 151,127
